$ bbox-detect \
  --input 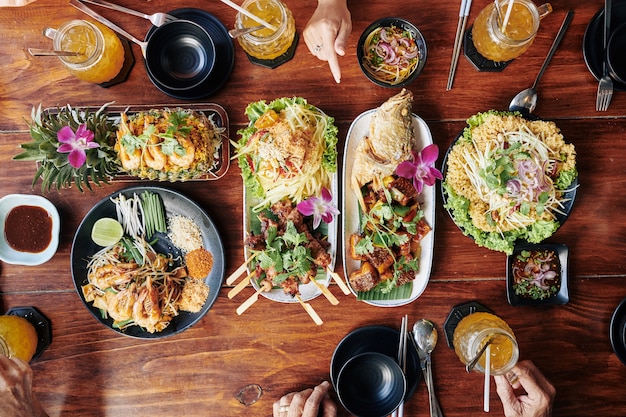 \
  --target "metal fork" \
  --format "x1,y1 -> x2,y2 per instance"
81,0 -> 177,27
596,0 -> 613,111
